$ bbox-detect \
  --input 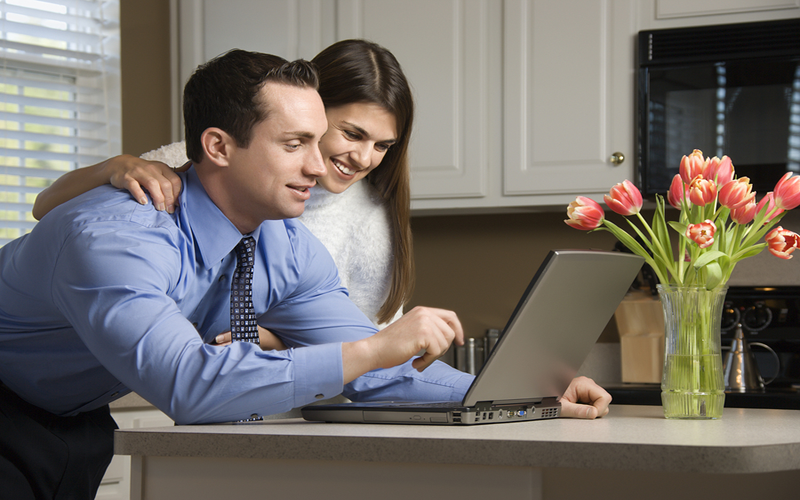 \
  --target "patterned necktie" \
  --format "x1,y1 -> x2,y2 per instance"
231,237 -> 258,344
